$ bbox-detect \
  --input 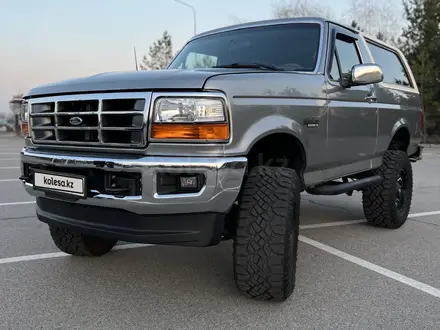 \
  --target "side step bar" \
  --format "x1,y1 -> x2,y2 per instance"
306,175 -> 382,196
